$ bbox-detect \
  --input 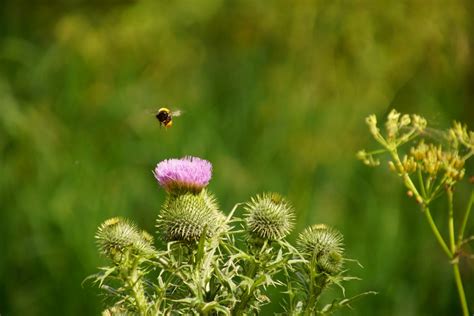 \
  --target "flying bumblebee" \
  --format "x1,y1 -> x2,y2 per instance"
155,107 -> 182,128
